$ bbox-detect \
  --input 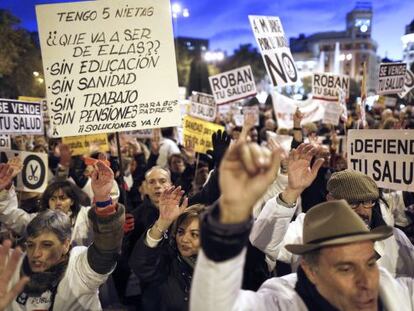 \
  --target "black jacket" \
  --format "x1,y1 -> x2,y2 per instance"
129,237 -> 193,311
